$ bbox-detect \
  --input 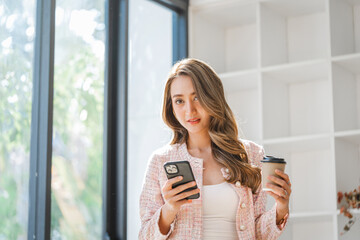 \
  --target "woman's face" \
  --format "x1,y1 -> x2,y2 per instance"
170,75 -> 211,135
